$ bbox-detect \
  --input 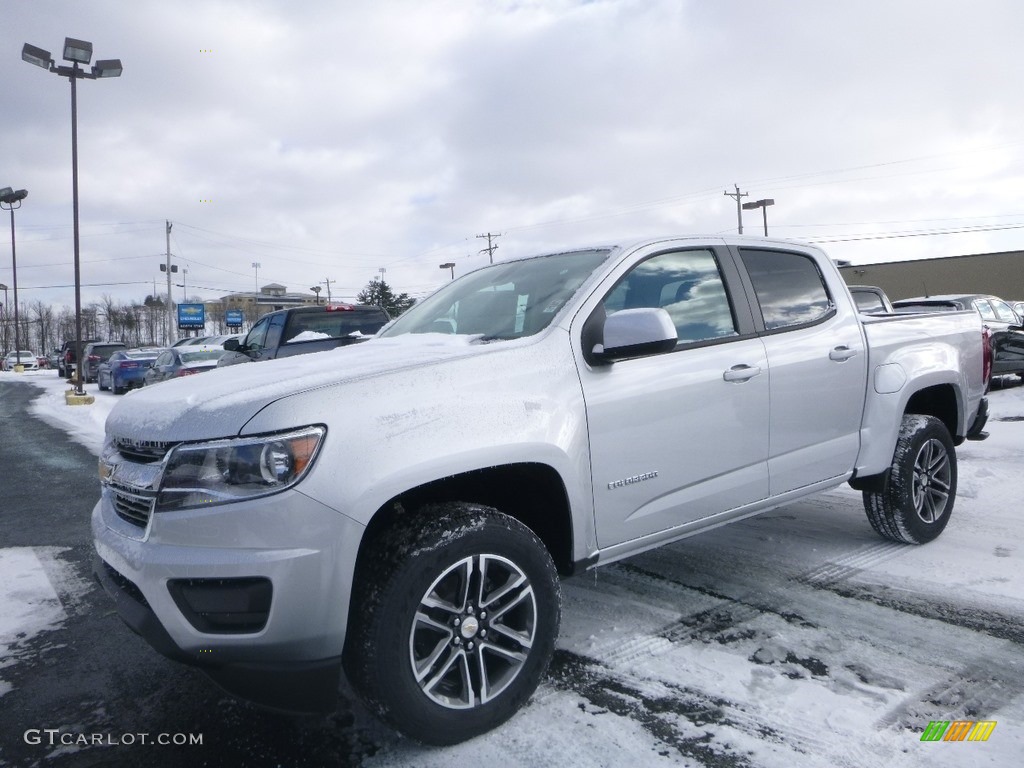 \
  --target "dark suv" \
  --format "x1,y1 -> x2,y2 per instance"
57,338 -> 100,378
82,341 -> 128,383
219,304 -> 390,366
